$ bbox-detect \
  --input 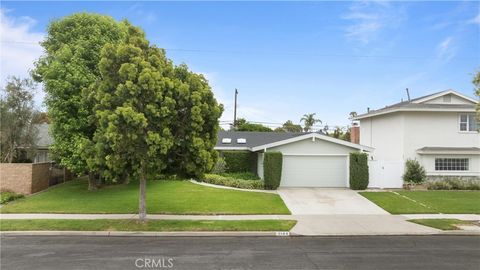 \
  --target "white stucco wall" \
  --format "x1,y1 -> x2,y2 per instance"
360,110 -> 480,183
359,112 -> 405,161
420,154 -> 480,177
403,111 -> 480,160
257,153 -> 264,179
